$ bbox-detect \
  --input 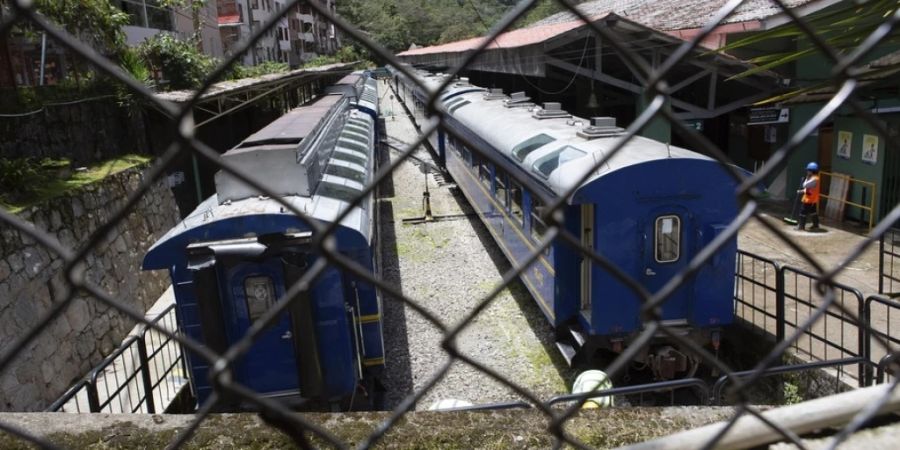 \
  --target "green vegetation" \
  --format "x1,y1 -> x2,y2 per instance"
136,33 -> 217,91
717,0 -> 900,103
0,408 -> 731,450
0,154 -> 151,213
337,0 -> 590,53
